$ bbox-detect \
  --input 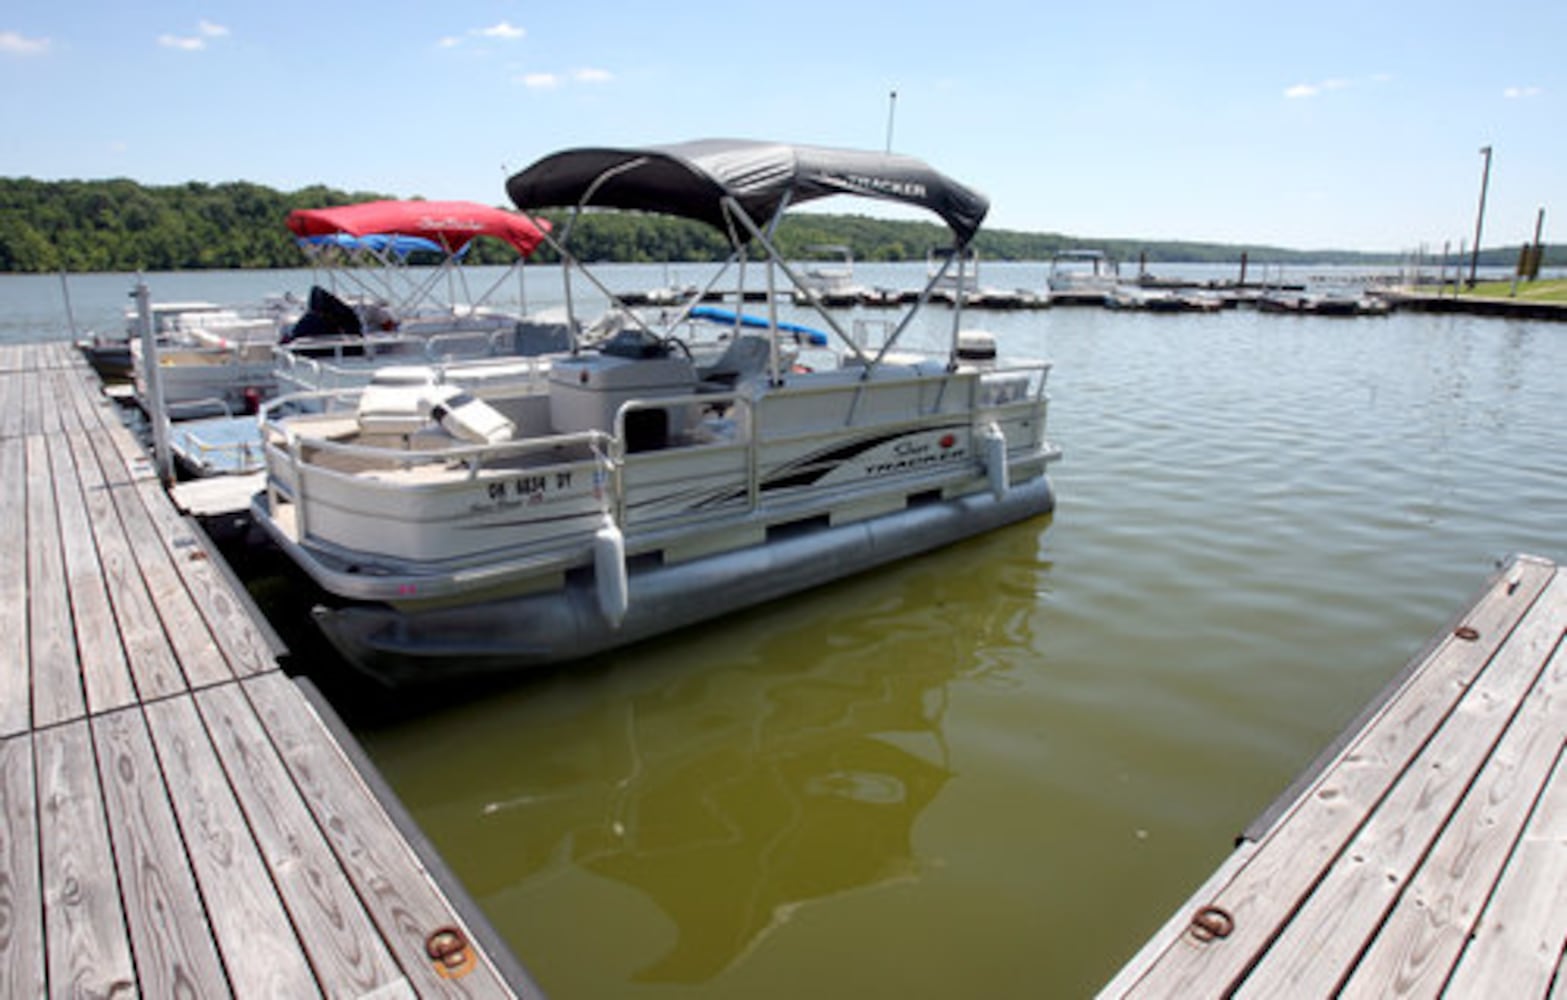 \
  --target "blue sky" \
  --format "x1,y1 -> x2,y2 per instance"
1,1 -> 1560,252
